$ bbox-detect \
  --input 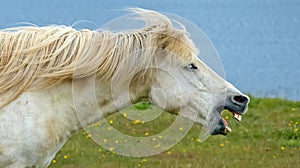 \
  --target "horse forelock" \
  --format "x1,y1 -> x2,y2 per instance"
0,8 -> 197,108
